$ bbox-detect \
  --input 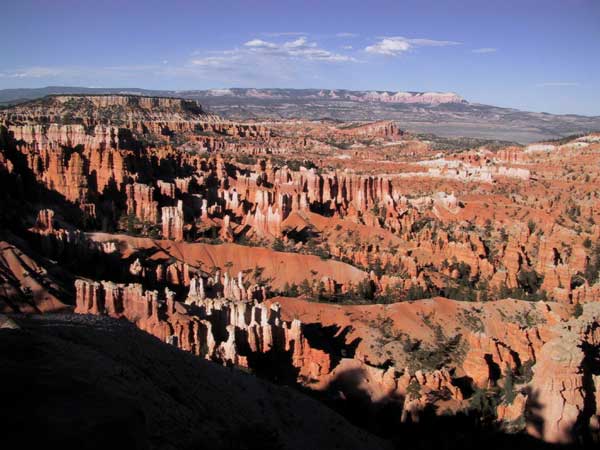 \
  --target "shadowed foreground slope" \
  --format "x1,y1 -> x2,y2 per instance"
0,314 -> 389,450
